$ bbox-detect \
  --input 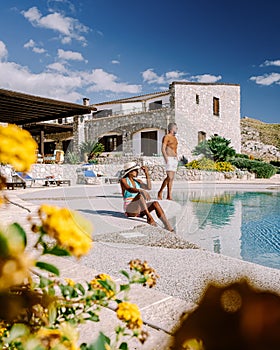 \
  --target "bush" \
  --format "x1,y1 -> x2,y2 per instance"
186,157 -> 216,171
215,161 -> 235,172
186,158 -> 235,172
235,153 -> 249,159
230,158 -> 277,178
270,160 -> 280,167
192,135 -> 236,162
